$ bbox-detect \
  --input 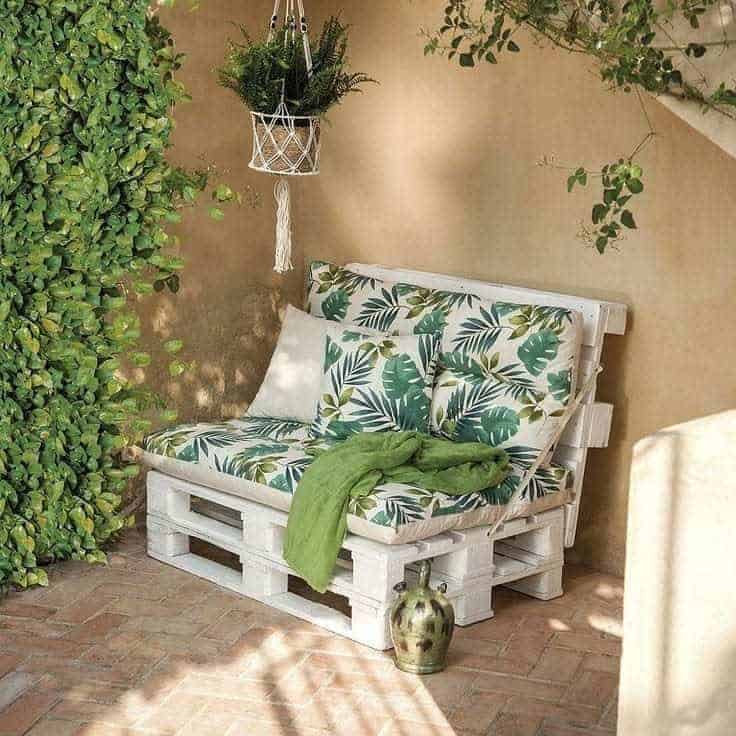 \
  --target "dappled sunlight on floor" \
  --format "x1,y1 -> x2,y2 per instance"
0,526 -> 622,736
